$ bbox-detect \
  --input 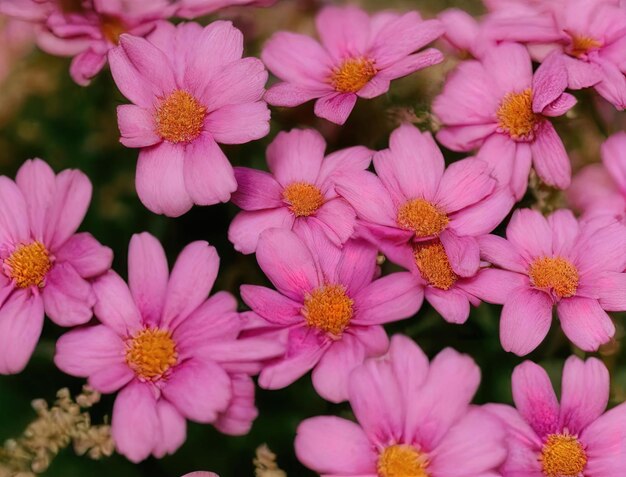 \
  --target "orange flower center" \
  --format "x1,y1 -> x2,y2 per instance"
397,198 -> 449,237
125,328 -> 178,381
155,90 -> 207,144
540,433 -> 587,477
100,15 -> 126,44
303,284 -> 354,336
330,57 -> 377,93
377,445 -> 429,477
413,241 -> 457,290
5,242 -> 52,288
496,88 -> 540,141
528,257 -> 579,298
569,35 -> 602,58
282,182 -> 324,217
